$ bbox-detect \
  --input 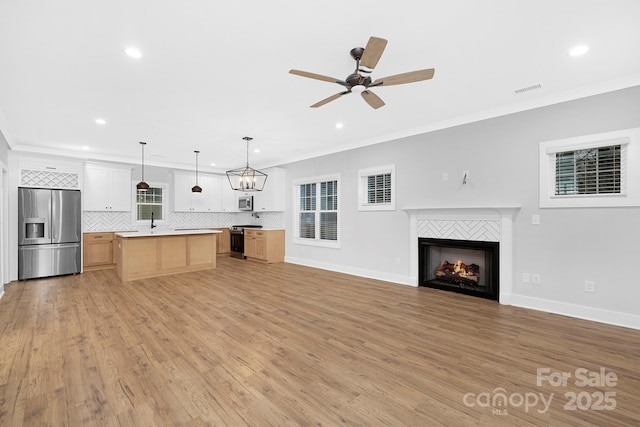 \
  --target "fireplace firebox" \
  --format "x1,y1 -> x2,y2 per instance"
419,238 -> 499,300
